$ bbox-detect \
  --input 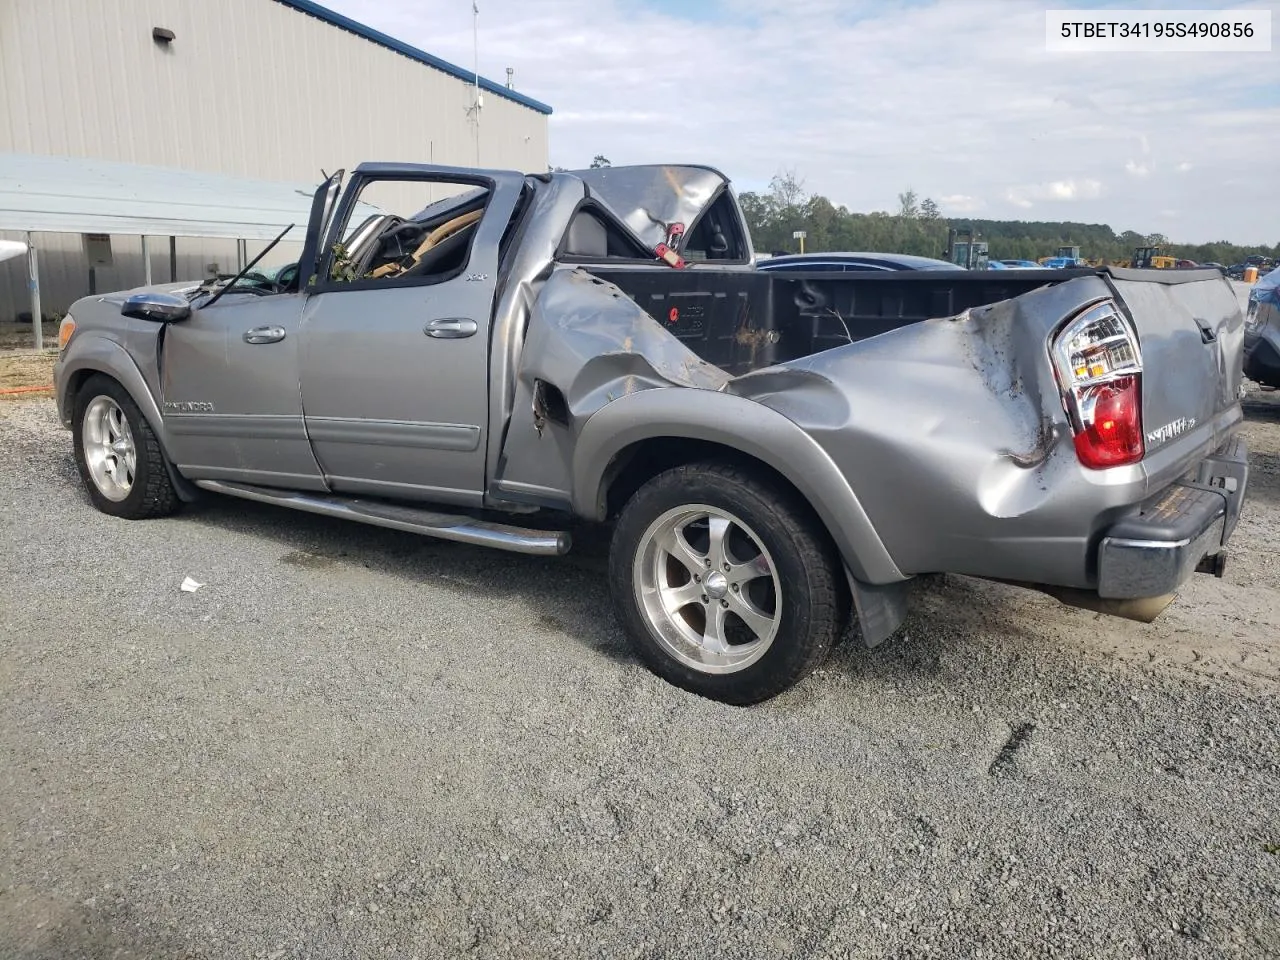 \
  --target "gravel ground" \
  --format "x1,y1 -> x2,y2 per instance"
2,389 -> 1279,960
